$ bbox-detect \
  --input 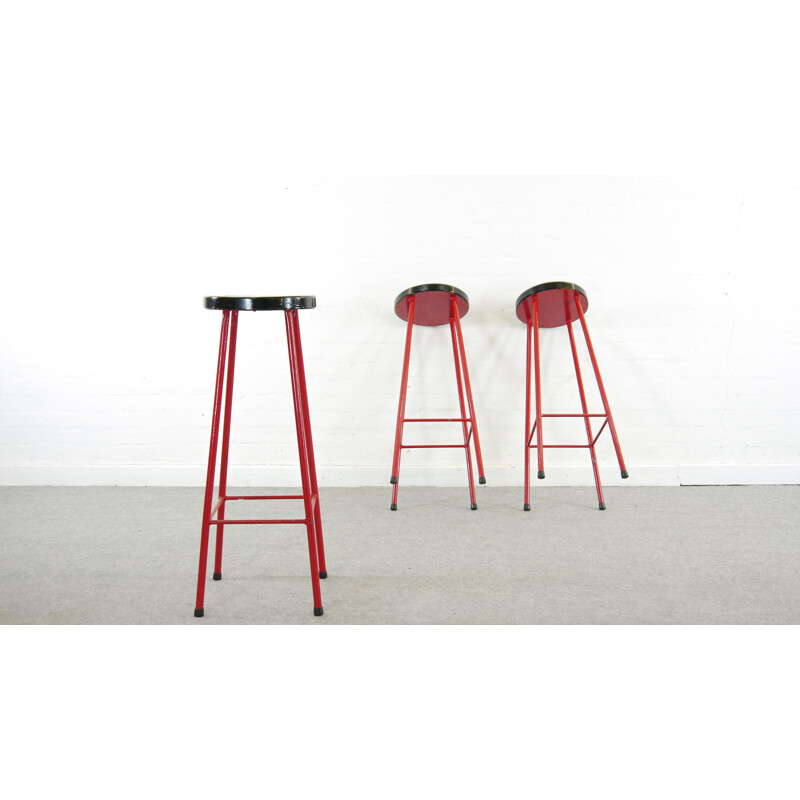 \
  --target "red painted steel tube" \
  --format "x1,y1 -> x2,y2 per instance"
289,309 -> 327,577
223,494 -> 304,501
567,319 -> 605,508
573,291 -> 628,477
591,419 -> 609,447
401,444 -> 467,449
524,318 -> 532,509
403,417 -> 468,422
285,310 -> 323,614
195,309 -> 230,616
449,302 -> 477,508
542,413 -> 606,418
533,295 -> 544,478
451,296 -> 485,483
391,295 -> 415,508
210,497 -> 224,518
210,518 -> 306,525
213,309 -> 238,578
